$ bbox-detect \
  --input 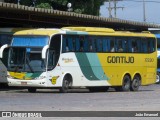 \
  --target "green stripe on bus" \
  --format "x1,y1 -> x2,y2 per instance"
86,53 -> 109,80
75,53 -> 98,80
